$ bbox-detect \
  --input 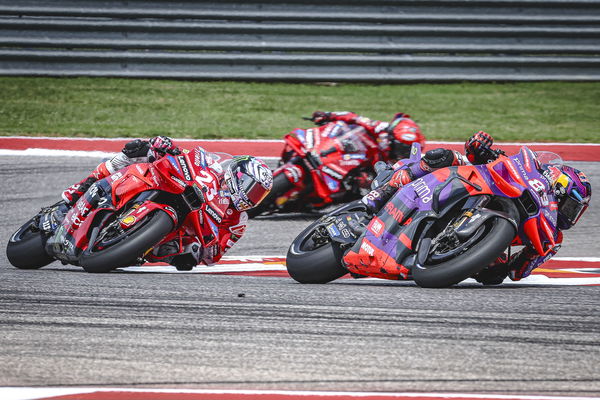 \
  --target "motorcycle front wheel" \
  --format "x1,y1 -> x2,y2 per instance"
286,201 -> 366,283
79,210 -> 174,273
6,217 -> 54,269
